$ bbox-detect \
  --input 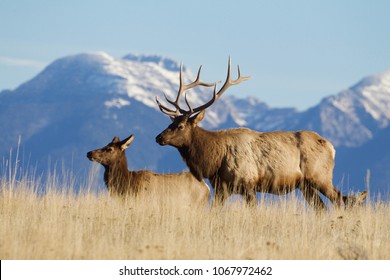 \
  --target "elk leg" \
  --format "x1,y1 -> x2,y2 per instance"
210,178 -> 226,206
243,186 -> 257,206
299,186 -> 327,211
212,190 -> 228,206
318,184 -> 344,208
